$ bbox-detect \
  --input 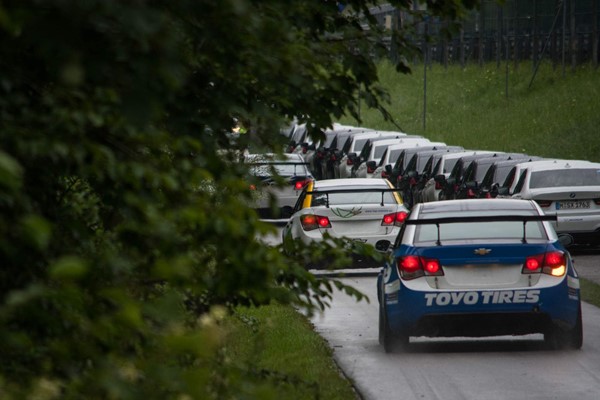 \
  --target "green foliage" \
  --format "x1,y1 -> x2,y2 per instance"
224,303 -> 360,400
0,0 -> 480,398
